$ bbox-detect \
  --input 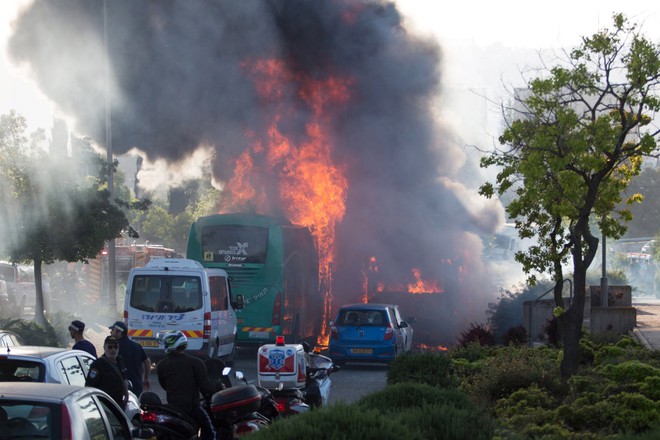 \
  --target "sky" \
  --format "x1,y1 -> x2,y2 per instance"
1,1 -> 659,165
